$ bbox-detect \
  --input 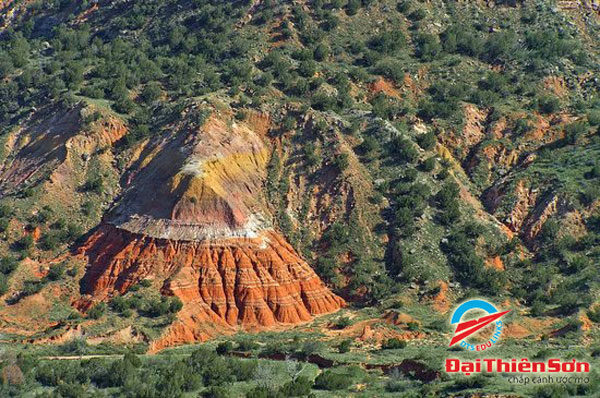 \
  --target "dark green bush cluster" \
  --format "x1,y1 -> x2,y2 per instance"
392,181 -> 431,238
416,131 -> 436,150
390,137 -> 418,163
0,256 -> 18,296
32,348 -> 260,398
441,224 -> 505,293
433,181 -> 461,225
368,30 -> 406,55
381,338 -> 407,350
316,222 -> 349,286
0,204 -> 11,233
418,81 -> 466,120
371,93 -> 404,120
39,222 -> 82,251
110,293 -> 183,318
246,376 -> 313,398
313,369 -> 353,391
